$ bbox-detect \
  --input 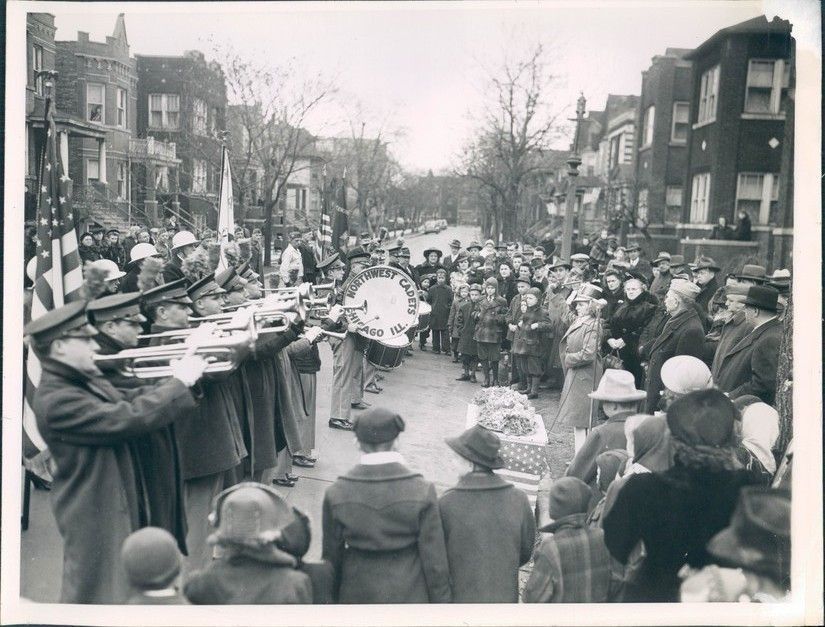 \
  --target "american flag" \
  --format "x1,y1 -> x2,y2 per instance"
317,167 -> 333,255
331,174 -> 349,256
24,97 -> 84,453
495,440 -> 550,507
